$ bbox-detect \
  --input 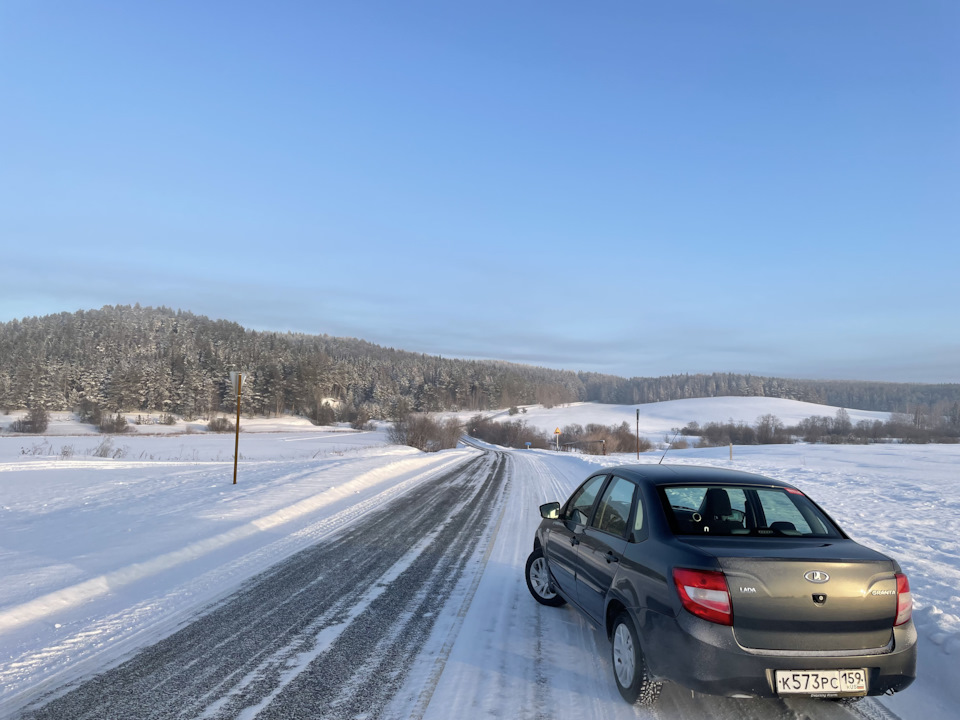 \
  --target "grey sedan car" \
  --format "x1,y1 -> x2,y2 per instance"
524,465 -> 916,705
